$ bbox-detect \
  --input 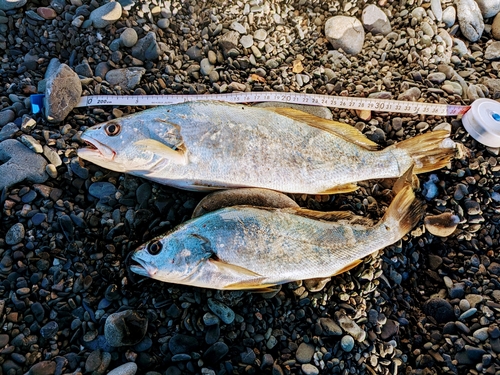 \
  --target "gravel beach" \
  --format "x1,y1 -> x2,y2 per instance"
1,0 -> 500,374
